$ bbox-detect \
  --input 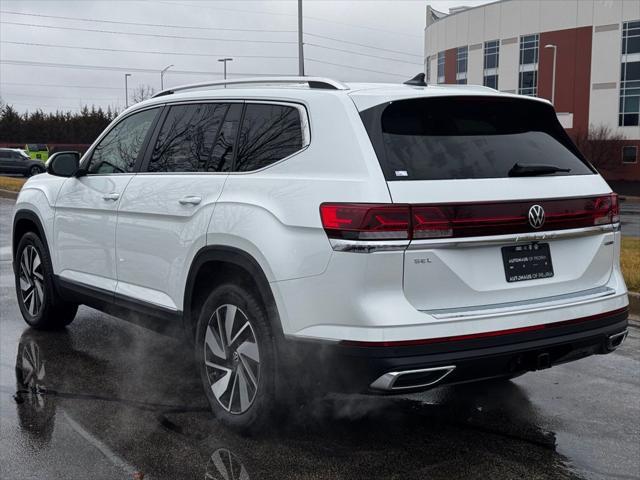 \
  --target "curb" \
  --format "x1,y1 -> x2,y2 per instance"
629,291 -> 640,316
0,189 -> 18,200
